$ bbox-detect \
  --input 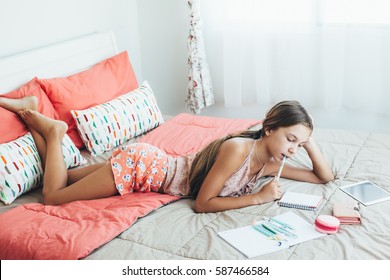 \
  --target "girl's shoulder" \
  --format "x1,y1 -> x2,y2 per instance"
210,138 -> 253,178
224,137 -> 254,145
220,138 -> 254,158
